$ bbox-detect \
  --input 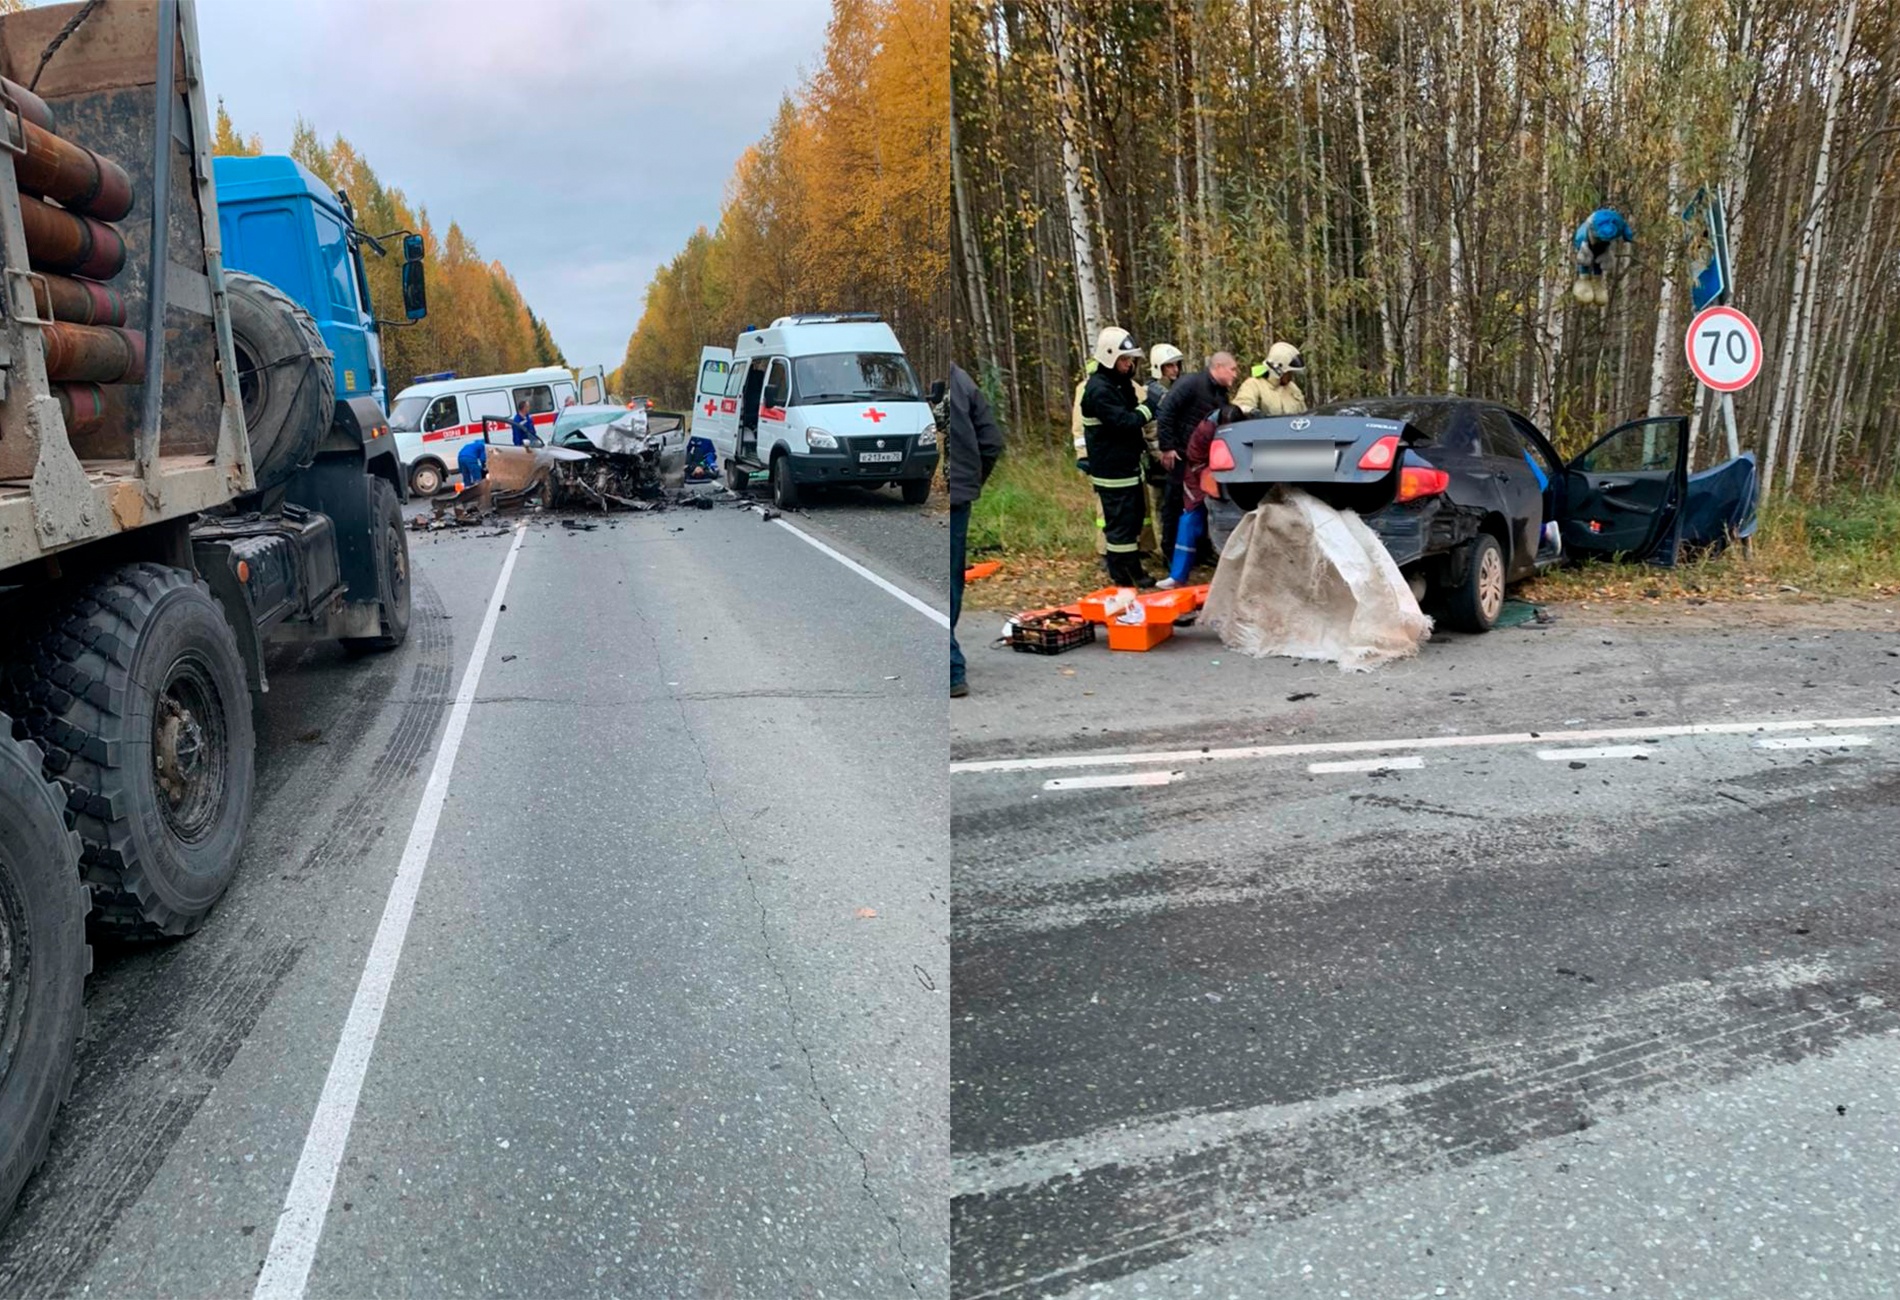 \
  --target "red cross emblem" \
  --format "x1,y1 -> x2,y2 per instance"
864,407 -> 886,423
703,399 -> 717,417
